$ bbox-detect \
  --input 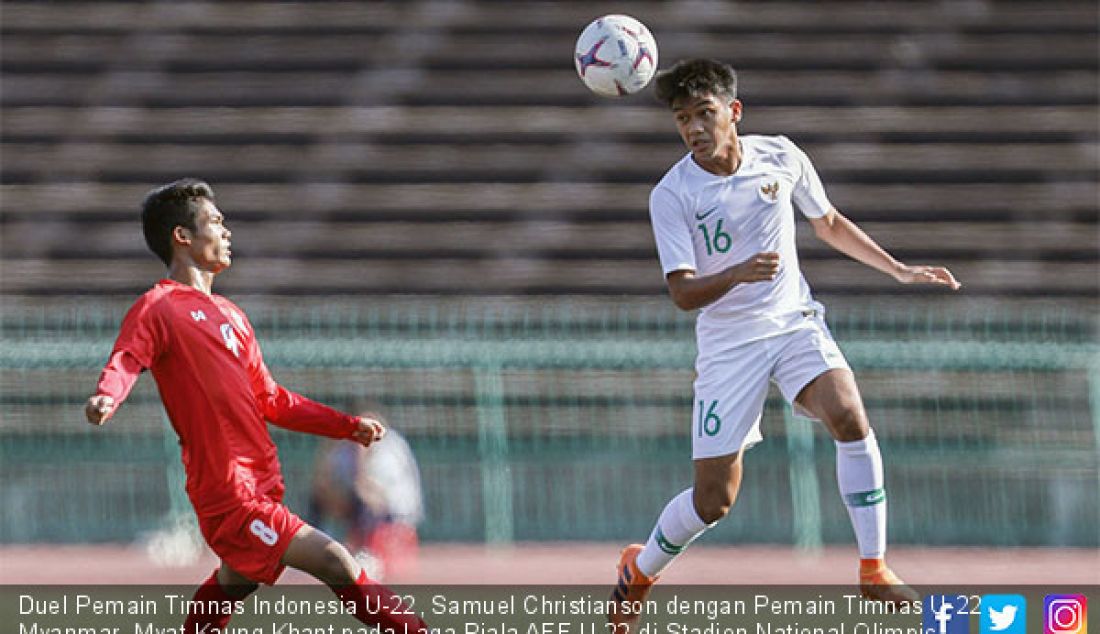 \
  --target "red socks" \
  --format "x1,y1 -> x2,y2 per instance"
333,570 -> 428,632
